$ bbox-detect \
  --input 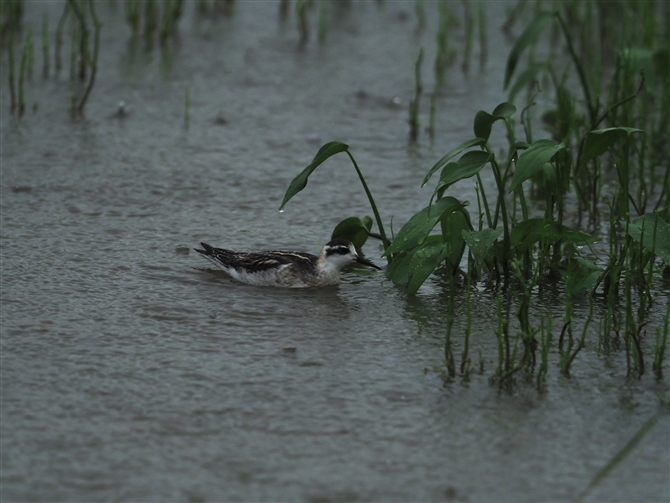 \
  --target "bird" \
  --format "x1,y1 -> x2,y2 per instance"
194,238 -> 381,288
